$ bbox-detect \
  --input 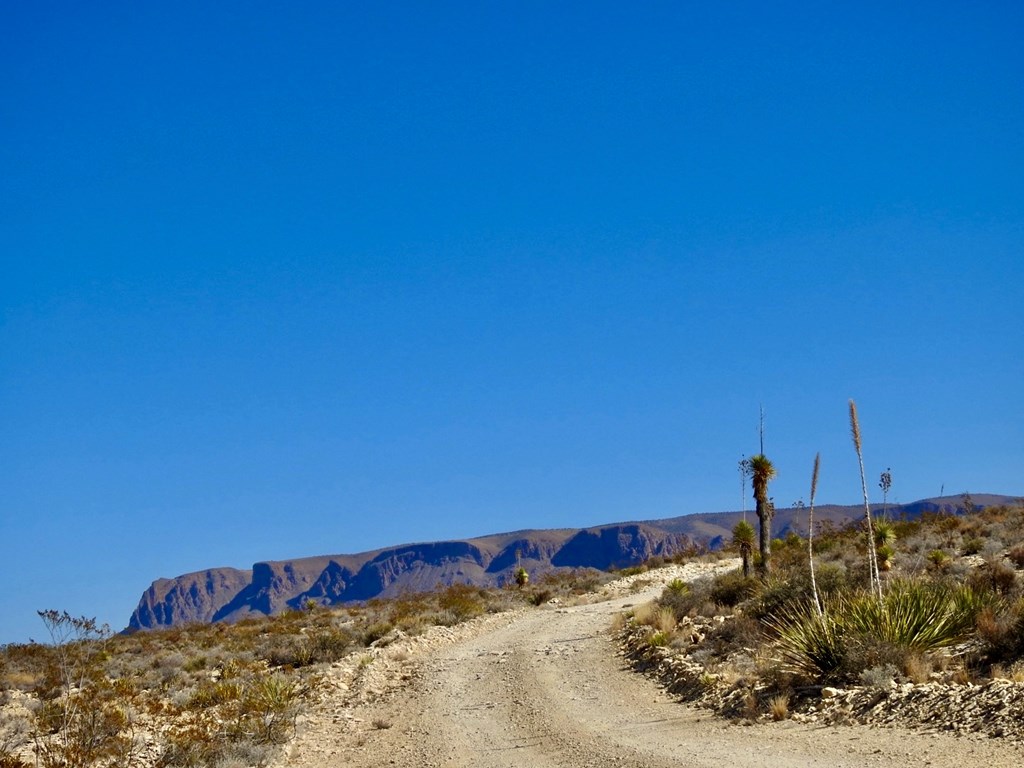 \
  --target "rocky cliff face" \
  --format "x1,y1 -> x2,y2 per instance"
127,523 -> 689,630
128,495 -> 1020,631
128,568 -> 252,628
